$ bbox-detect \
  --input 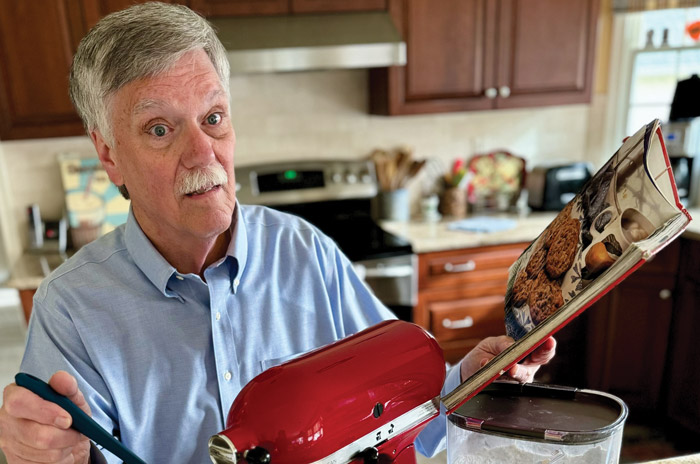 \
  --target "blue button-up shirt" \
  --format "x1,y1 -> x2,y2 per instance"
21,204 -> 459,463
